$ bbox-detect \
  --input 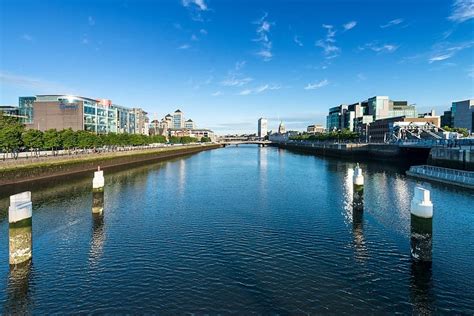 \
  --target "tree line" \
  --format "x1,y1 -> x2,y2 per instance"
290,129 -> 360,142
0,115 -> 208,158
